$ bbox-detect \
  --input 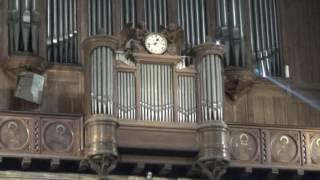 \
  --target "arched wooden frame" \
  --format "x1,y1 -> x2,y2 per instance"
82,35 -> 119,118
